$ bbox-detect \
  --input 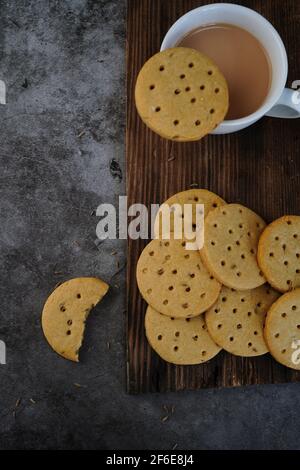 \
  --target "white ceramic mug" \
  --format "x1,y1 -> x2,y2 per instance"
161,3 -> 300,134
